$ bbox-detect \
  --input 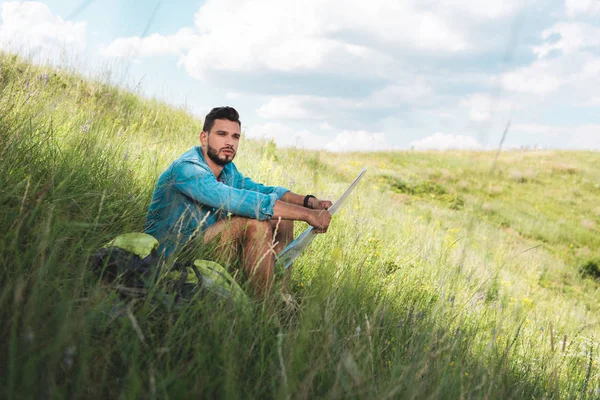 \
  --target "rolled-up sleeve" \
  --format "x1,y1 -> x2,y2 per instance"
172,162 -> 278,220
240,176 -> 289,200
